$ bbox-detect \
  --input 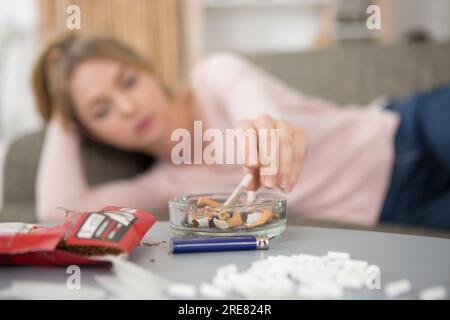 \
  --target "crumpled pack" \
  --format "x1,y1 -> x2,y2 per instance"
0,206 -> 155,266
